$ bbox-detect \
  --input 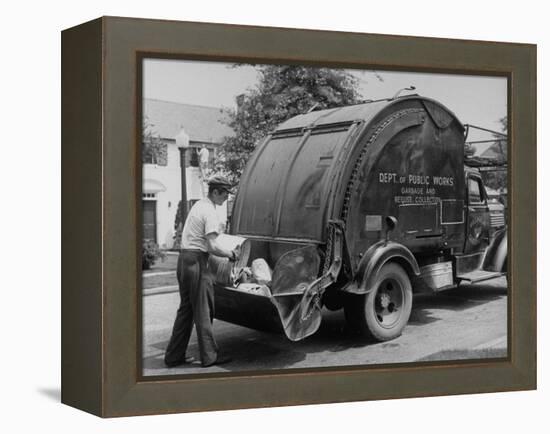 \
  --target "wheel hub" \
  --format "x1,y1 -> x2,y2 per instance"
379,293 -> 391,309
374,279 -> 404,327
